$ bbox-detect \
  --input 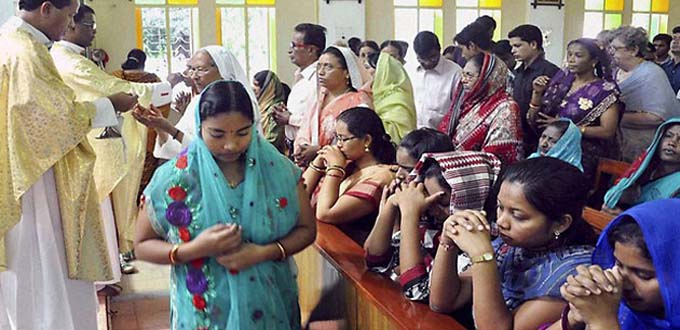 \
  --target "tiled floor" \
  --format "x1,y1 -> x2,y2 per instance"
106,261 -> 172,330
